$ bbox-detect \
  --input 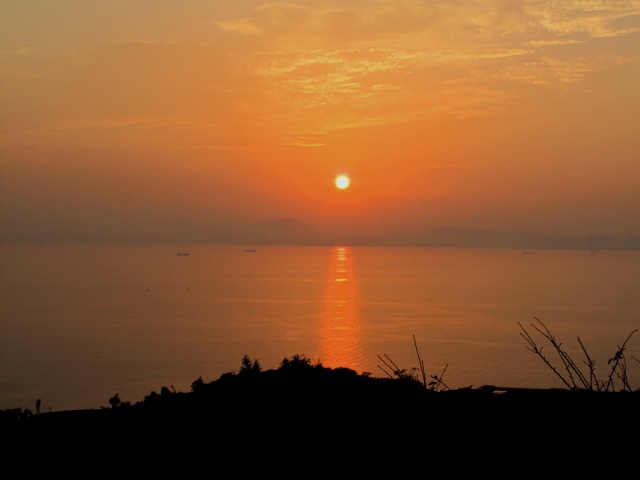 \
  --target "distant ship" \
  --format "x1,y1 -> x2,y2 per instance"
176,252 -> 191,256
244,248 -> 257,252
